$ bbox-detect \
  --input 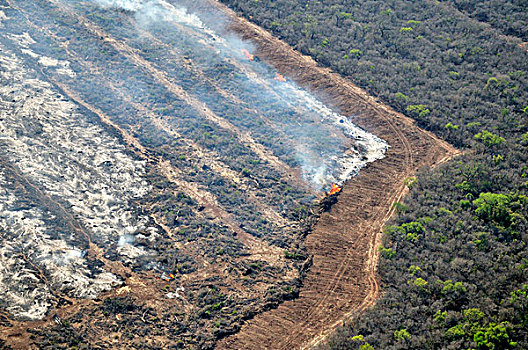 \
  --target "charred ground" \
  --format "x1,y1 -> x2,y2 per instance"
0,0 -> 457,349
